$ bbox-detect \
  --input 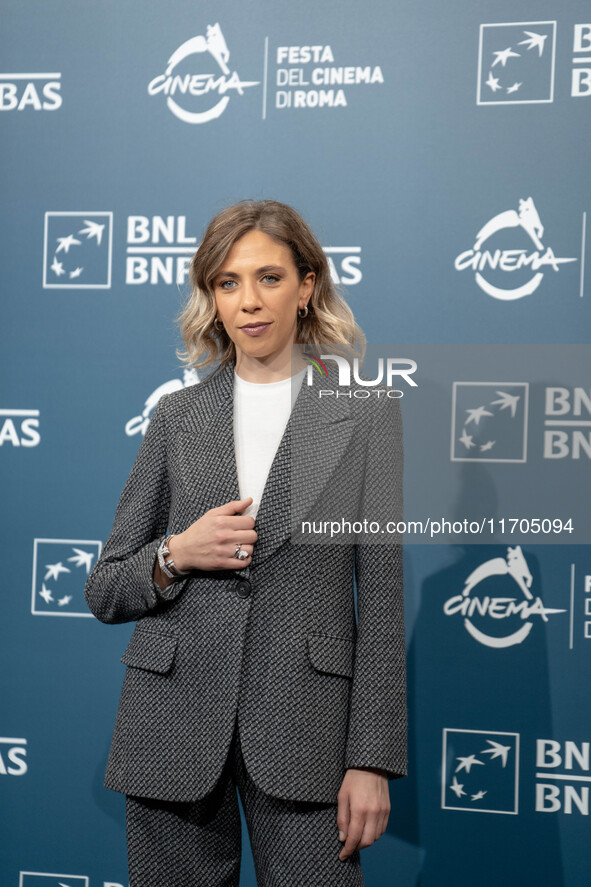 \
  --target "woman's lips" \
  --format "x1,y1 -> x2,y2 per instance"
239,323 -> 271,336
